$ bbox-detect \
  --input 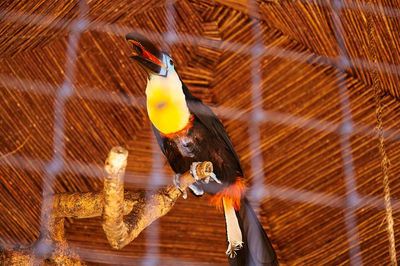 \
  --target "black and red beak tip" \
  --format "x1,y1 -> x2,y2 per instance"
126,32 -> 164,74
125,32 -> 162,59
